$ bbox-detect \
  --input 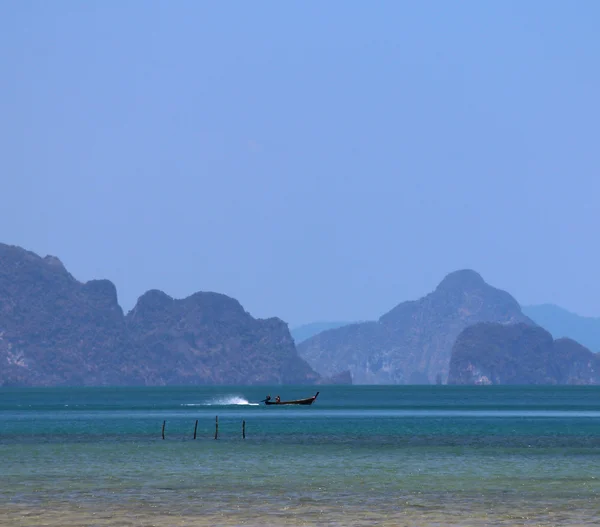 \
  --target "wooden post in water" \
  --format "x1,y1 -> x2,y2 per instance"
242,420 -> 246,439
214,415 -> 219,440
161,420 -> 166,440
193,419 -> 198,440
